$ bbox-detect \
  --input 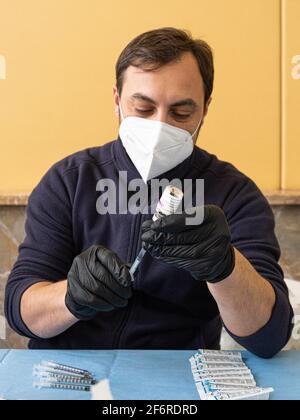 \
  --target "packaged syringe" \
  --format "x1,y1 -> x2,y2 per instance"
190,349 -> 274,401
